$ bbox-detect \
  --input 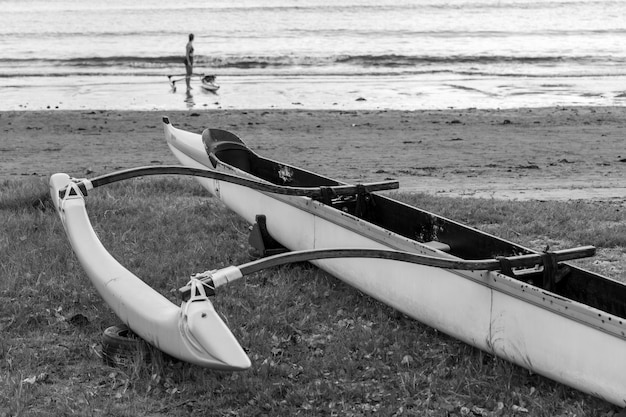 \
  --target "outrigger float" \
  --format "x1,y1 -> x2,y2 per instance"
50,117 -> 626,407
